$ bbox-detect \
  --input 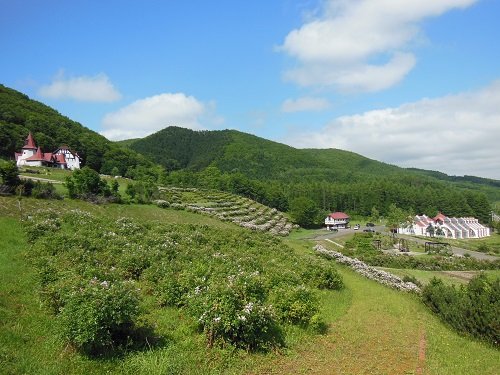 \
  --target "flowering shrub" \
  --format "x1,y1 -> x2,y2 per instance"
24,209 -> 342,352
153,199 -> 170,208
24,209 -> 61,242
187,276 -> 282,350
302,258 -> 344,290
